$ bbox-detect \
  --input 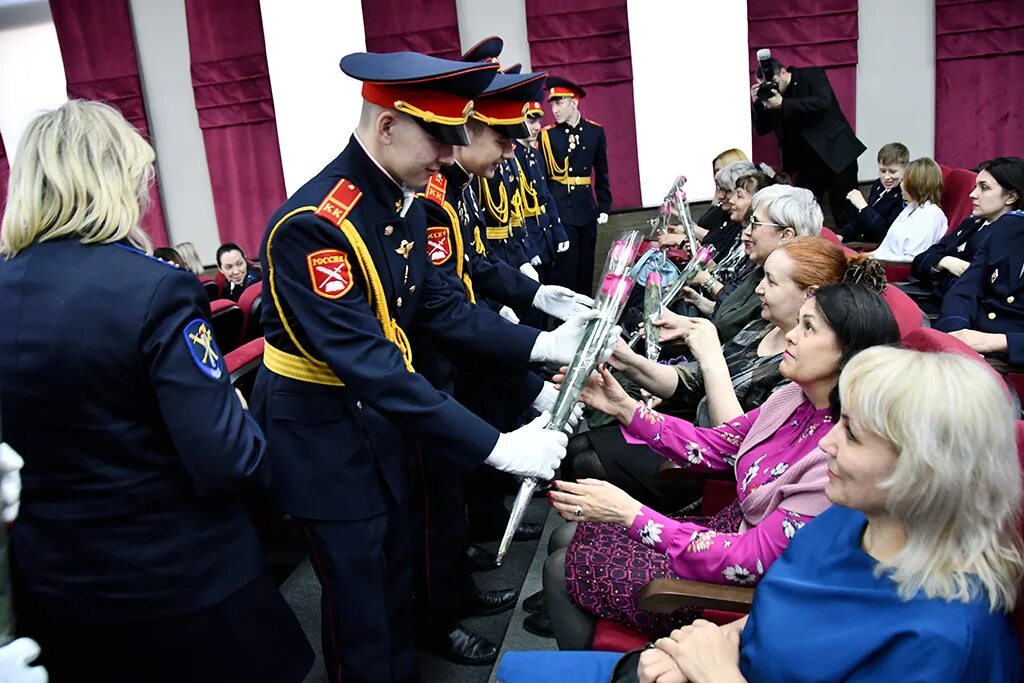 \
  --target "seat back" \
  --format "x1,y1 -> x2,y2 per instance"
198,275 -> 220,301
819,226 -> 842,245
209,299 -> 244,353
940,168 -> 976,233
224,338 -> 264,401
882,284 -> 925,337
237,284 -> 263,342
